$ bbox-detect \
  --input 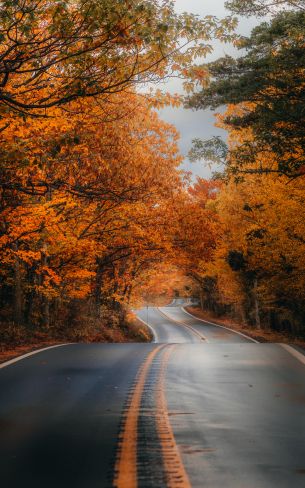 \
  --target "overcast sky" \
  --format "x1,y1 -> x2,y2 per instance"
156,0 -> 259,180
